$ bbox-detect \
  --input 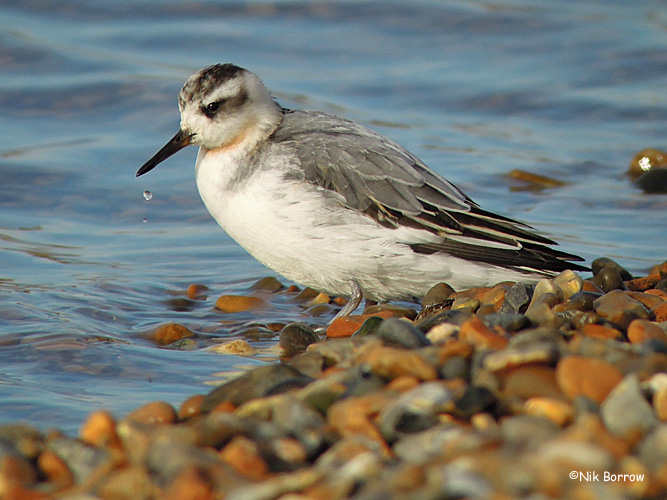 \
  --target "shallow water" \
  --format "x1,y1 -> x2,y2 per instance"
1,0 -> 665,434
